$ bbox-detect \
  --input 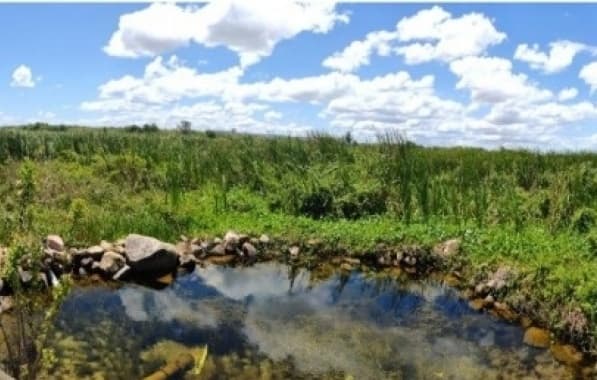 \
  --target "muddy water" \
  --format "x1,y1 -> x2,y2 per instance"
44,263 -> 582,379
